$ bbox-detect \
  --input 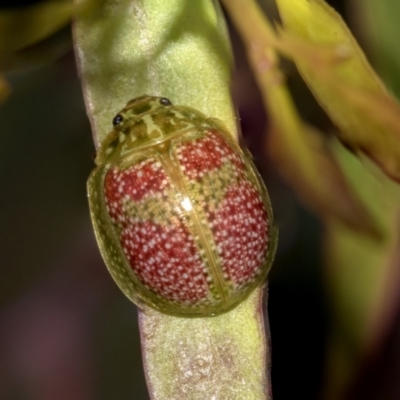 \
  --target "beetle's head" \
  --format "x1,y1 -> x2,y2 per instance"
95,95 -> 206,166
111,95 -> 173,129
95,96 -> 173,165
